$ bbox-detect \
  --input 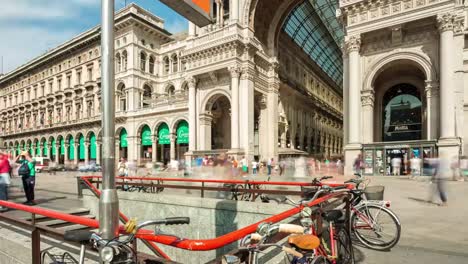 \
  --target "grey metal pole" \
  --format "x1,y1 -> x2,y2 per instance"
99,0 -> 119,240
